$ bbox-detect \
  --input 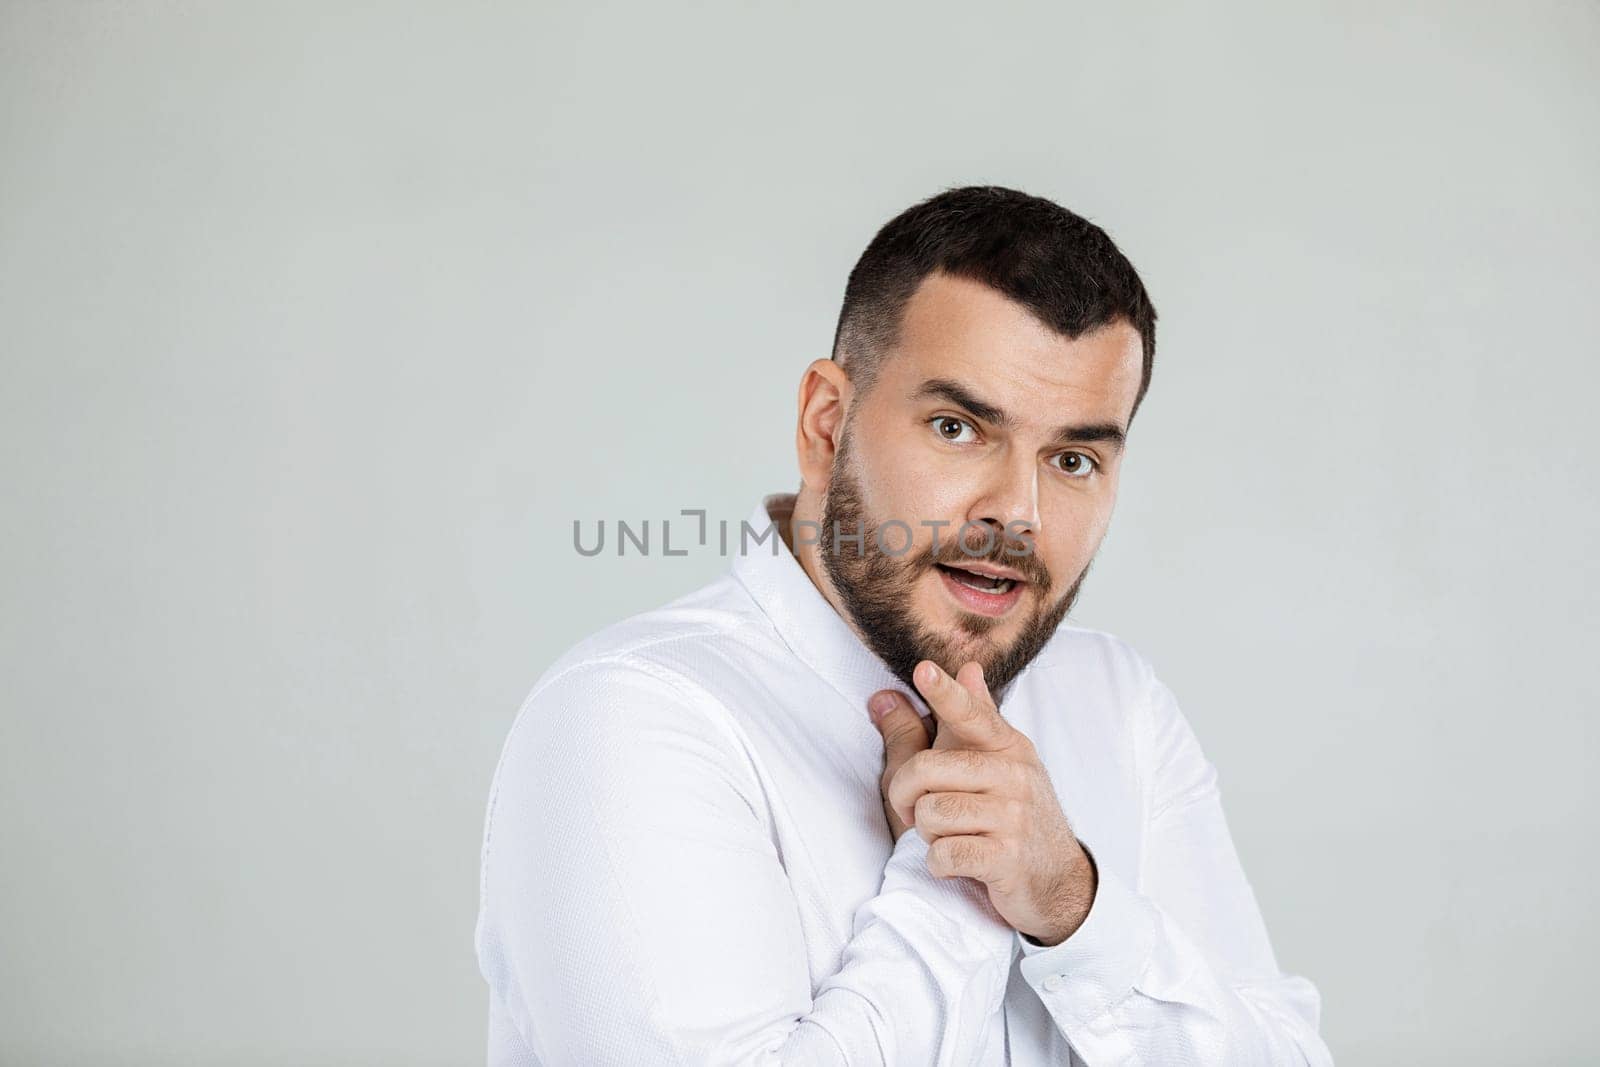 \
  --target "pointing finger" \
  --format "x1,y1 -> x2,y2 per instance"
914,660 -> 1013,752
